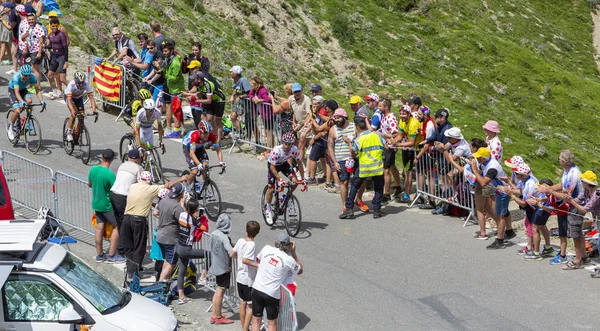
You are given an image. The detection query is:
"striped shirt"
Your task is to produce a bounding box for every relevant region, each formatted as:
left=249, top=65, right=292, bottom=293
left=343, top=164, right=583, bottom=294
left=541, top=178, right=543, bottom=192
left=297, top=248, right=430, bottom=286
left=334, top=123, right=355, bottom=161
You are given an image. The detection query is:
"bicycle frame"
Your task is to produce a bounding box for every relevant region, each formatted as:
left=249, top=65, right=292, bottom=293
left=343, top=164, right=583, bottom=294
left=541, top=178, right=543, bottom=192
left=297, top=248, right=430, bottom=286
left=73, top=112, right=98, bottom=139
left=275, top=181, right=307, bottom=215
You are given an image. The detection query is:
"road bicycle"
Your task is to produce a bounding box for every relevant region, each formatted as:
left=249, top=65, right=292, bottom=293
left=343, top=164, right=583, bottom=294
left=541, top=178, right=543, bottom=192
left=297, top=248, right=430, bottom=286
left=184, top=165, right=224, bottom=222
left=119, top=133, right=166, bottom=184
left=62, top=111, right=98, bottom=164
left=6, top=103, right=46, bottom=154
left=261, top=180, right=307, bottom=237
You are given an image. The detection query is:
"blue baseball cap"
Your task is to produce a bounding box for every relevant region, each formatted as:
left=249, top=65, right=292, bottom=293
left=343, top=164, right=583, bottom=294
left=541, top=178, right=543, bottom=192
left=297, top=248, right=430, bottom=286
left=291, top=83, right=302, bottom=92
left=2, top=2, right=14, bottom=9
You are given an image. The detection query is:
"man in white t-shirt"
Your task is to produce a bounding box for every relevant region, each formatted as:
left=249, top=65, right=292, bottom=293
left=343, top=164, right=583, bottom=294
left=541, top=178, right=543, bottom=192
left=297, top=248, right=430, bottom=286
left=230, top=221, right=261, bottom=331
left=251, top=233, right=303, bottom=331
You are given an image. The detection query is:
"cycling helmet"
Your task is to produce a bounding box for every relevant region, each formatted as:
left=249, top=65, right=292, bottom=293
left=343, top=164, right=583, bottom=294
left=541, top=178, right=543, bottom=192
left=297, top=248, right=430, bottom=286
left=139, top=89, right=152, bottom=100
left=131, top=100, right=142, bottom=116
left=140, top=171, right=153, bottom=182
left=282, top=132, right=296, bottom=143
left=197, top=120, right=212, bottom=133
left=143, top=99, right=155, bottom=110
left=20, top=64, right=32, bottom=76
left=74, top=71, right=86, bottom=84
left=157, top=188, right=170, bottom=199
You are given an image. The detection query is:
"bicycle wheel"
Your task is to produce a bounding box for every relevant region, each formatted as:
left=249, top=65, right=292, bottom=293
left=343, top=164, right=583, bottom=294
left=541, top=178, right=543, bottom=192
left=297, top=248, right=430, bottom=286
left=284, top=195, right=302, bottom=237
left=119, top=133, right=135, bottom=163
left=79, top=126, right=92, bottom=164
left=62, top=117, right=74, bottom=155
left=148, top=151, right=166, bottom=184
left=24, top=115, right=42, bottom=154
left=6, top=109, right=19, bottom=146
left=198, top=179, right=222, bottom=221
left=260, top=185, right=278, bottom=226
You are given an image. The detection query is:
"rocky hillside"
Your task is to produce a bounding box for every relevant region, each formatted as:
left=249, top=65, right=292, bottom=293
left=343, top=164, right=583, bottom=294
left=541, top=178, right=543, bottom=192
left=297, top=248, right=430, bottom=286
left=59, top=0, right=600, bottom=178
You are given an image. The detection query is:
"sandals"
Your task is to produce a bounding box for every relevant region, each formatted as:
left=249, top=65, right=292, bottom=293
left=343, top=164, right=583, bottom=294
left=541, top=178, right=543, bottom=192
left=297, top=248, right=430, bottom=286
left=562, top=260, right=583, bottom=270
left=178, top=297, right=192, bottom=305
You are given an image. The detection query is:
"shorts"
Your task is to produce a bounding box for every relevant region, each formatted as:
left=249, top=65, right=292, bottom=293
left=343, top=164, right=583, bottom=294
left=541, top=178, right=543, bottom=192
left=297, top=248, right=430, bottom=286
left=267, top=162, right=295, bottom=186
left=383, top=149, right=397, bottom=169
left=252, top=288, right=280, bottom=320
left=262, top=114, right=275, bottom=131
left=481, top=183, right=496, bottom=197
left=65, top=95, right=85, bottom=111
left=532, top=208, right=551, bottom=226
left=8, top=88, right=31, bottom=108
left=237, top=282, right=253, bottom=303
left=49, top=53, right=67, bottom=74
left=494, top=192, right=510, bottom=217
left=95, top=210, right=117, bottom=227
left=401, top=150, right=415, bottom=171
left=183, top=145, right=209, bottom=169
left=158, top=243, right=177, bottom=264
left=557, top=215, right=568, bottom=237
left=336, top=160, right=351, bottom=182
left=24, top=52, right=43, bottom=65
left=215, top=272, right=230, bottom=289
left=162, top=88, right=172, bottom=104
left=567, top=206, right=584, bottom=239
left=137, top=127, right=154, bottom=147
left=308, top=140, right=327, bottom=161
left=205, top=102, right=225, bottom=117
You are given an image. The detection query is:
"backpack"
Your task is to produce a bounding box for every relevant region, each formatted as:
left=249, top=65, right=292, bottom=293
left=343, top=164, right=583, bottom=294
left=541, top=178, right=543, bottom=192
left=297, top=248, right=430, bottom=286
left=38, top=207, right=62, bottom=240
left=169, top=261, right=198, bottom=296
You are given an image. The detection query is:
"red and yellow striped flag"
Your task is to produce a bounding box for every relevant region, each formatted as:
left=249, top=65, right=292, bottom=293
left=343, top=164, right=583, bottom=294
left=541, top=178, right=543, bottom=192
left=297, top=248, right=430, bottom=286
left=93, top=62, right=123, bottom=102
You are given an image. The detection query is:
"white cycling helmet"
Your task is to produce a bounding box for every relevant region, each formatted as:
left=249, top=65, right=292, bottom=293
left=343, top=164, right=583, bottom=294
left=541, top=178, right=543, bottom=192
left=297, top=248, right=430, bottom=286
left=142, top=98, right=155, bottom=110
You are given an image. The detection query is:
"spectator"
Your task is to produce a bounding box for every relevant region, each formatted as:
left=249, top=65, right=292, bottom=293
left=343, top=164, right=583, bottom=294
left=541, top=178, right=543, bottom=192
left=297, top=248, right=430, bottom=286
left=483, top=120, right=503, bottom=161
left=88, top=149, right=125, bottom=263
left=405, top=95, right=422, bottom=114
left=104, top=27, right=138, bottom=64
left=469, top=147, right=512, bottom=249
left=119, top=171, right=184, bottom=278
left=537, top=149, right=582, bottom=265
left=327, top=108, right=355, bottom=212
left=46, top=17, right=68, bottom=100
left=162, top=41, right=185, bottom=138
left=175, top=198, right=210, bottom=304
left=110, top=149, right=143, bottom=255
left=191, top=71, right=226, bottom=144
left=365, top=93, right=381, bottom=131
left=144, top=54, right=166, bottom=103
left=126, top=33, right=154, bottom=82
left=47, top=11, right=69, bottom=45
left=339, top=116, right=386, bottom=219
left=150, top=19, right=165, bottom=52
left=311, top=83, right=322, bottom=97
left=231, top=221, right=261, bottom=331
left=562, top=170, right=600, bottom=270
left=272, top=83, right=294, bottom=137
left=181, top=60, right=206, bottom=127
left=414, top=105, right=437, bottom=209
left=394, top=104, right=421, bottom=203
left=210, top=214, right=235, bottom=325
left=182, top=41, right=210, bottom=75
left=6, top=2, right=20, bottom=74
left=30, top=0, right=42, bottom=17
left=288, top=83, right=312, bottom=170
left=249, top=76, right=274, bottom=156
left=20, top=13, right=45, bottom=85
left=349, top=95, right=371, bottom=119
left=305, top=96, right=330, bottom=185
left=0, top=4, right=12, bottom=65
left=251, top=233, right=303, bottom=331
left=155, top=182, right=186, bottom=281
left=229, top=65, right=252, bottom=139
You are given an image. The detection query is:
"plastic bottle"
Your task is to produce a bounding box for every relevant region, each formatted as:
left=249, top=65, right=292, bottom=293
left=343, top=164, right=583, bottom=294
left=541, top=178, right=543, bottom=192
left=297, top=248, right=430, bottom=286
left=279, top=194, right=286, bottom=205
left=195, top=181, right=201, bottom=193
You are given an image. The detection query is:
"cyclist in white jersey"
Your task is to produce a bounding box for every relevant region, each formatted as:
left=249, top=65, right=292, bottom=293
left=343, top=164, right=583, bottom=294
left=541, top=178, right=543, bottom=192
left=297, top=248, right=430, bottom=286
left=65, top=71, right=97, bottom=141
left=134, top=98, right=163, bottom=151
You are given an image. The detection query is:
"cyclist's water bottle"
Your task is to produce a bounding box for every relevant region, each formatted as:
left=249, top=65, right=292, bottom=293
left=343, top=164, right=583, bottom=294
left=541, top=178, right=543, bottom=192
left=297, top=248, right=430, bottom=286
left=195, top=181, right=201, bottom=193
left=279, top=194, right=286, bottom=206
left=19, top=117, right=26, bottom=136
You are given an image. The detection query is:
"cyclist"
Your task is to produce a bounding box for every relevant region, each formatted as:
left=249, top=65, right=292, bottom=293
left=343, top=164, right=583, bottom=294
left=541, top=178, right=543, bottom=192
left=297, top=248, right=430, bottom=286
left=123, top=88, right=152, bottom=132
left=134, top=98, right=163, bottom=157
left=190, top=71, right=226, bottom=145
left=264, top=132, right=305, bottom=224
left=65, top=71, right=97, bottom=142
left=182, top=120, right=225, bottom=186
left=7, top=64, right=45, bottom=141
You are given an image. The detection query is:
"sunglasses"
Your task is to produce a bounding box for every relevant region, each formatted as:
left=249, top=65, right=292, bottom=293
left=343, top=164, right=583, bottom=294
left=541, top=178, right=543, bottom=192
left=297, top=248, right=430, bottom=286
left=112, top=34, right=120, bottom=37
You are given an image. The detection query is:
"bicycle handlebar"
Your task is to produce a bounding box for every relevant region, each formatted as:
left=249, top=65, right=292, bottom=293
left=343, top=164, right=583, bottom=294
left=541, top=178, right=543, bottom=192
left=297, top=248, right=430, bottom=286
left=197, top=165, right=226, bottom=175
left=75, top=112, right=99, bottom=123
left=23, top=103, right=46, bottom=113
left=277, top=181, right=308, bottom=193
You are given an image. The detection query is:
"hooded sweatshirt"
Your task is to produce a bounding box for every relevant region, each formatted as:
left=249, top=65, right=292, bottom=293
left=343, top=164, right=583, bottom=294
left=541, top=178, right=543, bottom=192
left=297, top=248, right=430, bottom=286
left=210, top=214, right=233, bottom=276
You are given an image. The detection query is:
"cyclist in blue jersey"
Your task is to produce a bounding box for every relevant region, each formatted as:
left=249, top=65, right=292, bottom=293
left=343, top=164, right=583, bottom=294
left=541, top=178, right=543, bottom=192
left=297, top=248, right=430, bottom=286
left=7, top=64, right=45, bottom=140
left=182, top=120, right=225, bottom=185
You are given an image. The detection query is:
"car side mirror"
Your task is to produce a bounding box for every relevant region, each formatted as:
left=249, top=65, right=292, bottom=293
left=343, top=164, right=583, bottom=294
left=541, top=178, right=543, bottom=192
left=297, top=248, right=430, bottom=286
left=58, top=306, right=85, bottom=324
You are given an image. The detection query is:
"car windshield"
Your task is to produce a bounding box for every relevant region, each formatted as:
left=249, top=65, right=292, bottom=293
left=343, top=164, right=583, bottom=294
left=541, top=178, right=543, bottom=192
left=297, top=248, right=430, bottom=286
left=55, top=252, right=123, bottom=313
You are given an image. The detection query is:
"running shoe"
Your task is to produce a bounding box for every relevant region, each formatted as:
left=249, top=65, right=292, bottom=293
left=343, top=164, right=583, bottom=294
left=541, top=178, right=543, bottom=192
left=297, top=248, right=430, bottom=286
left=504, top=230, right=517, bottom=240
left=214, top=316, right=234, bottom=325
left=381, top=194, right=391, bottom=204
left=106, top=254, right=127, bottom=264
left=355, top=201, right=369, bottom=212
left=373, top=209, right=385, bottom=219
left=431, top=207, right=444, bottom=215
left=524, top=252, right=543, bottom=261
left=339, top=209, right=355, bottom=219
left=95, top=253, right=107, bottom=263
left=265, top=205, right=274, bottom=225
left=474, top=233, right=489, bottom=240
left=486, top=239, right=506, bottom=250
left=306, top=178, right=318, bottom=186
left=164, top=131, right=181, bottom=139
left=541, top=246, right=556, bottom=257
left=516, top=246, right=530, bottom=255
left=549, top=253, right=569, bottom=265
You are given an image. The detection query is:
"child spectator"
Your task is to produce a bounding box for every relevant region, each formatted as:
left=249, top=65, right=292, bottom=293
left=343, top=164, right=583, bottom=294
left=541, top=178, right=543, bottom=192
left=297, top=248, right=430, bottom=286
left=231, top=221, right=261, bottom=331
left=209, top=213, right=234, bottom=324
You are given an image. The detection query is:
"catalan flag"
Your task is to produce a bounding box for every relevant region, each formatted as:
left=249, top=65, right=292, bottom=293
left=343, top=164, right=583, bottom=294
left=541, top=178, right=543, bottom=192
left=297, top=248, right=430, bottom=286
left=93, top=62, right=123, bottom=102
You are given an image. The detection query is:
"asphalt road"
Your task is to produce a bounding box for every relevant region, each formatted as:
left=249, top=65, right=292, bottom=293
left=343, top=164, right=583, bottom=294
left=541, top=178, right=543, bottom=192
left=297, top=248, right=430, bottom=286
left=2, top=66, right=600, bottom=331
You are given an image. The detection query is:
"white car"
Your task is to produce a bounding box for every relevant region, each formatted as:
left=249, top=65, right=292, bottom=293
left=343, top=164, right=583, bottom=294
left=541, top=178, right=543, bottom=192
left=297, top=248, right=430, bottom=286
left=0, top=219, right=179, bottom=331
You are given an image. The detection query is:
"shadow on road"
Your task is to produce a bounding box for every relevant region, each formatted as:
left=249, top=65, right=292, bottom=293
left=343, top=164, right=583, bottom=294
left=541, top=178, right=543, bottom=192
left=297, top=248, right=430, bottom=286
left=221, top=201, right=245, bottom=215
left=265, top=220, right=329, bottom=239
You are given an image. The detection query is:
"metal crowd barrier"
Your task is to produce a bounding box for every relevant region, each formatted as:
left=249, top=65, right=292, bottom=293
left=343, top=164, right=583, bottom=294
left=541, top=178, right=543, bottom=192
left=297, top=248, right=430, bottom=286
left=230, top=101, right=283, bottom=153
left=277, top=285, right=299, bottom=331
left=53, top=171, right=96, bottom=236
left=409, top=150, right=476, bottom=226
left=192, top=232, right=240, bottom=313
left=88, top=55, right=129, bottom=114
left=0, top=151, right=55, bottom=215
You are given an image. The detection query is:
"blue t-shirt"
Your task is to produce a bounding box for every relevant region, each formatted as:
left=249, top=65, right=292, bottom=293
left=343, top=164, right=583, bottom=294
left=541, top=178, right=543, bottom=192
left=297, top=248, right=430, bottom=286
left=9, top=72, right=38, bottom=91
left=371, top=109, right=382, bottom=130
left=232, top=76, right=251, bottom=96
left=141, top=50, right=154, bottom=78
